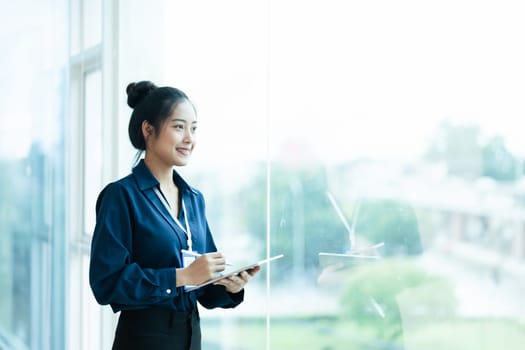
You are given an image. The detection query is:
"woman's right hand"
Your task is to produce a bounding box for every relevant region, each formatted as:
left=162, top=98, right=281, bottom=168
left=176, top=252, right=227, bottom=287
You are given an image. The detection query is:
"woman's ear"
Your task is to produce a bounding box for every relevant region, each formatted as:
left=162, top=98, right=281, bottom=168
left=141, top=120, right=154, bottom=143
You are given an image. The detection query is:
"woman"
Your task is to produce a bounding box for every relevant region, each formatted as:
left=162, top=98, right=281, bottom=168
left=89, top=81, right=260, bottom=349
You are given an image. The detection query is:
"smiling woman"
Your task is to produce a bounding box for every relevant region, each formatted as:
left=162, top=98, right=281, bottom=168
left=126, top=81, right=197, bottom=167
left=88, top=81, right=260, bottom=350
left=2, top=0, right=525, bottom=349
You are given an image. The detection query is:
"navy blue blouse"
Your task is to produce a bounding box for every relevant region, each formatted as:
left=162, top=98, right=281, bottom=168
left=89, top=160, right=243, bottom=312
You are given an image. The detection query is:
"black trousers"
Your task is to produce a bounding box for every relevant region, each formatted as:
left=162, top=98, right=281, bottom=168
left=112, top=307, right=201, bottom=350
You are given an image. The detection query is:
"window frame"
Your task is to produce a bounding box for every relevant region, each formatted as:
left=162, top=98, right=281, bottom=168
left=65, top=0, right=119, bottom=349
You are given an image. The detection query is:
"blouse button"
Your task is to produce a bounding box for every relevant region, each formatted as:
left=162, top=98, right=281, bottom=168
left=166, top=288, right=172, bottom=294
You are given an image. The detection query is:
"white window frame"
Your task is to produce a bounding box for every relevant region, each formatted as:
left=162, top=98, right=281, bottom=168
left=65, top=0, right=119, bottom=349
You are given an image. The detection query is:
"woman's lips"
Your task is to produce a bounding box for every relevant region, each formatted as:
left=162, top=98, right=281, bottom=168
left=176, top=147, right=191, bottom=156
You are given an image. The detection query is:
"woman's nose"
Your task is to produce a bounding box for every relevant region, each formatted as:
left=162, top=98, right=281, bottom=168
left=183, top=129, right=194, bottom=143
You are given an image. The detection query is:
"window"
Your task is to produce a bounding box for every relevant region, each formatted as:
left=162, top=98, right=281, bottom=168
left=0, top=1, right=68, bottom=349
left=163, top=1, right=525, bottom=349
left=67, top=0, right=117, bottom=349
left=4, top=1, right=522, bottom=349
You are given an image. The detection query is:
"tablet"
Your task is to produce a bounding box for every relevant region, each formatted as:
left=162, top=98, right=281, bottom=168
left=185, top=254, right=284, bottom=292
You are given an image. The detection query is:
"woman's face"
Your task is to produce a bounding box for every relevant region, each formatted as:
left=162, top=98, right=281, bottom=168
left=146, top=100, right=197, bottom=167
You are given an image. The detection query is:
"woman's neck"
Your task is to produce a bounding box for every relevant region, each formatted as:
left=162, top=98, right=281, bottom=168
left=144, top=156, right=175, bottom=189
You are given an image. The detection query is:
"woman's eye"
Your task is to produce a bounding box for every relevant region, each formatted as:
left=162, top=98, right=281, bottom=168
left=174, top=124, right=184, bottom=130
left=191, top=126, right=197, bottom=133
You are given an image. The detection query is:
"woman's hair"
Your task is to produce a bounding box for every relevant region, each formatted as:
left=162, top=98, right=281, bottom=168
left=126, top=81, right=194, bottom=160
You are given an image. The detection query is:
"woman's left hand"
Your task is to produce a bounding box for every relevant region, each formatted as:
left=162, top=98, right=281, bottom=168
left=214, top=266, right=261, bottom=294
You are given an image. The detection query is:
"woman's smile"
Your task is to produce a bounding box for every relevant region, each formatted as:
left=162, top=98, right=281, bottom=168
left=176, top=147, right=192, bottom=156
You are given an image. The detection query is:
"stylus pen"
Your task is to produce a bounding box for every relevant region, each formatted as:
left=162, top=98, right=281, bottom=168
left=181, top=249, right=232, bottom=266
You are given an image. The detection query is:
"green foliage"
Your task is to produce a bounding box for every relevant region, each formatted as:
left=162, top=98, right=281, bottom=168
left=354, top=199, right=422, bottom=256
left=481, top=136, right=518, bottom=181
left=424, top=121, right=482, bottom=178
left=405, top=318, right=525, bottom=350
left=238, top=164, right=428, bottom=281
left=238, top=162, right=349, bottom=276
left=424, top=121, right=521, bottom=182
left=340, top=259, right=456, bottom=343
left=202, top=316, right=525, bottom=350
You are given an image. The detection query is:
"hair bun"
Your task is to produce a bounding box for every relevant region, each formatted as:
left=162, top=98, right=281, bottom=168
left=126, top=81, right=158, bottom=109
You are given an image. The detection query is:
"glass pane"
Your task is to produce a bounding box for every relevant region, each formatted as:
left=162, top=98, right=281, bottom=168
left=70, top=0, right=81, bottom=55
left=83, top=69, right=103, bottom=235
left=162, top=1, right=525, bottom=349
left=164, top=1, right=269, bottom=348
left=83, top=0, right=102, bottom=49
left=266, top=1, right=525, bottom=349
left=0, top=0, right=67, bottom=349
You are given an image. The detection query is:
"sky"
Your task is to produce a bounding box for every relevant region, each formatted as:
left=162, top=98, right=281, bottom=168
left=1, top=0, right=524, bottom=165
left=165, top=0, right=525, bottom=167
